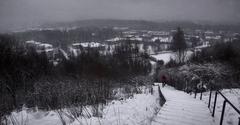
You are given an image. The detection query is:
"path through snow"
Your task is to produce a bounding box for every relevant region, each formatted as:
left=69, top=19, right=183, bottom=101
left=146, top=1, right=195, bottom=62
left=152, top=83, right=217, bottom=125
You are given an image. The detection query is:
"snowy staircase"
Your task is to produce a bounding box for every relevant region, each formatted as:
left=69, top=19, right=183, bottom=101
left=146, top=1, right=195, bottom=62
left=152, top=84, right=217, bottom=125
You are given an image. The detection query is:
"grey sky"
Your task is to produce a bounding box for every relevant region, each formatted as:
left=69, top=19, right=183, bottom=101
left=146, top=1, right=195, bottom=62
left=0, top=0, right=240, bottom=31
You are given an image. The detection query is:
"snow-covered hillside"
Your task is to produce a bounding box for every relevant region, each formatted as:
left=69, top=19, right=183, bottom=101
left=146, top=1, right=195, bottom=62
left=4, top=83, right=239, bottom=125
left=4, top=86, right=160, bottom=125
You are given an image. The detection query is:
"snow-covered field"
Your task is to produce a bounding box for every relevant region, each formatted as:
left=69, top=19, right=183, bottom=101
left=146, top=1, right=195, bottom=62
left=4, top=86, right=160, bottom=125
left=194, top=89, right=240, bottom=125
left=151, top=52, right=173, bottom=64
left=151, top=50, right=193, bottom=64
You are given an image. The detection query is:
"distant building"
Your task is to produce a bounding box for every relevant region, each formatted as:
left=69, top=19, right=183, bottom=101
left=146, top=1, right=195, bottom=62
left=106, top=37, right=126, bottom=42
left=69, top=43, right=83, bottom=57
left=25, top=40, right=41, bottom=48
left=69, top=42, right=106, bottom=56
left=25, top=40, right=54, bottom=60
left=151, top=36, right=172, bottom=43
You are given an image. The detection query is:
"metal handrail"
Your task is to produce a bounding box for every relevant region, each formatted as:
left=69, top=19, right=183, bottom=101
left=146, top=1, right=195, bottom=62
left=217, top=91, right=240, bottom=114
left=208, top=90, right=240, bottom=125
left=158, top=85, right=166, bottom=106
left=189, top=88, right=240, bottom=125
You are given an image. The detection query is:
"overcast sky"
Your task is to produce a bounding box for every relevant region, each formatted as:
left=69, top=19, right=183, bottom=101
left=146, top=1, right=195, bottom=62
left=0, top=0, right=240, bottom=31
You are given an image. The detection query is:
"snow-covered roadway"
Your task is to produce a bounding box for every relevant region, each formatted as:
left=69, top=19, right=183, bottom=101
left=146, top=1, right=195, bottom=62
left=152, top=83, right=216, bottom=125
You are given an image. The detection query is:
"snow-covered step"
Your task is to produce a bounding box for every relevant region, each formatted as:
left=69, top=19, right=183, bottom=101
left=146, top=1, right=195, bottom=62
left=160, top=108, right=211, bottom=118
left=152, top=83, right=217, bottom=125
left=157, top=110, right=211, bottom=121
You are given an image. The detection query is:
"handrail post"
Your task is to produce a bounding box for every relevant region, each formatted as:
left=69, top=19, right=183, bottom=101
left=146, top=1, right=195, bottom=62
left=238, top=117, right=240, bottom=125
left=220, top=100, right=227, bottom=125
left=194, top=88, right=197, bottom=98
left=200, top=89, right=203, bottom=100
left=212, top=91, right=218, bottom=117
left=200, top=83, right=203, bottom=100
left=208, top=90, right=212, bottom=108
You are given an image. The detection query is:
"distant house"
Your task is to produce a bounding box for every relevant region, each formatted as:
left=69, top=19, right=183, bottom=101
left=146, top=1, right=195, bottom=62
left=151, top=36, right=172, bottom=50
left=232, top=33, right=240, bottom=42
left=148, top=31, right=170, bottom=36
left=69, top=43, right=84, bottom=57
left=151, top=36, right=172, bottom=43
left=25, top=40, right=41, bottom=48
left=141, top=34, right=152, bottom=42
left=36, top=44, right=53, bottom=53
left=204, top=31, right=222, bottom=45
left=69, top=42, right=106, bottom=56
left=193, top=42, right=210, bottom=56
left=129, top=36, right=143, bottom=41
left=25, top=40, right=54, bottom=60
left=106, top=37, right=125, bottom=42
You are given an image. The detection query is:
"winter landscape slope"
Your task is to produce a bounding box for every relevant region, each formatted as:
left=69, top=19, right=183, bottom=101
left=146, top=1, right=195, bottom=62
left=4, top=84, right=240, bottom=125
left=5, top=86, right=160, bottom=125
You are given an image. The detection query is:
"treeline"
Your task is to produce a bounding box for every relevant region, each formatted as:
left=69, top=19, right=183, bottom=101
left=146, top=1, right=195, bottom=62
left=0, top=34, right=54, bottom=119
left=189, top=38, right=240, bottom=84
left=12, top=27, right=119, bottom=49
left=160, top=35, right=240, bottom=91
left=61, top=42, right=151, bottom=79
left=191, top=40, right=240, bottom=70
left=46, top=19, right=240, bottom=32
left=0, top=34, right=152, bottom=120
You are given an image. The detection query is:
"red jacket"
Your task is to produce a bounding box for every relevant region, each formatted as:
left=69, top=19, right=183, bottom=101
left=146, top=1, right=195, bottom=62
left=161, top=75, right=167, bottom=82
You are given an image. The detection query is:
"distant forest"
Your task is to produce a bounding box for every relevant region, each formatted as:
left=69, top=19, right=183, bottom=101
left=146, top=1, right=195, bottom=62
left=43, top=20, right=240, bottom=32
left=12, top=27, right=120, bottom=49
left=9, top=20, right=240, bottom=50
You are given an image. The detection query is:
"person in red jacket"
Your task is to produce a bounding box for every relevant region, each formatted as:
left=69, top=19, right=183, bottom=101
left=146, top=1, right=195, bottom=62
left=161, top=75, right=167, bottom=87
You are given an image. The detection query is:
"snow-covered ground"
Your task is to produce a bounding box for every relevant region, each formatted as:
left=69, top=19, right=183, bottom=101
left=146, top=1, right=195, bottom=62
left=4, top=86, right=160, bottom=125
left=151, top=52, right=173, bottom=64
left=154, top=83, right=240, bottom=125
left=4, top=82, right=239, bottom=125
left=151, top=50, right=193, bottom=64
left=194, top=89, right=240, bottom=125
left=153, top=83, right=216, bottom=125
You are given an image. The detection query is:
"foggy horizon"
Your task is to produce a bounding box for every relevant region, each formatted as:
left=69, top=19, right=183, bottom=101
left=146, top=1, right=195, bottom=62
left=1, top=0, right=240, bottom=32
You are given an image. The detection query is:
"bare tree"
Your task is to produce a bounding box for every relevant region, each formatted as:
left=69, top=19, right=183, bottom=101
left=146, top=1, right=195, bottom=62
left=172, top=27, right=187, bottom=63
